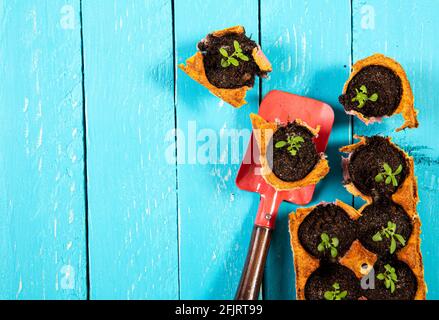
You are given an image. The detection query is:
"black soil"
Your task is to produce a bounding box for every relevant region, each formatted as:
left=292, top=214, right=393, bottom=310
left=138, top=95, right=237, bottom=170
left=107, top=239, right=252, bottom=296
left=267, top=122, right=319, bottom=182
left=364, top=259, right=417, bottom=300
left=339, top=65, right=402, bottom=118
left=357, top=199, right=413, bottom=256
left=198, top=32, right=266, bottom=89
left=305, top=263, right=362, bottom=300
left=298, top=204, right=357, bottom=260
left=347, top=136, right=408, bottom=197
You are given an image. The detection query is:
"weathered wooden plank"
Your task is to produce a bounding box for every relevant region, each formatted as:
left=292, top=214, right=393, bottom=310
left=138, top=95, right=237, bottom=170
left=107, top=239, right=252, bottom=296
left=0, top=0, right=86, bottom=299
left=352, top=0, right=439, bottom=299
left=82, top=0, right=178, bottom=299
left=261, top=0, right=352, bottom=299
left=175, top=0, right=260, bottom=299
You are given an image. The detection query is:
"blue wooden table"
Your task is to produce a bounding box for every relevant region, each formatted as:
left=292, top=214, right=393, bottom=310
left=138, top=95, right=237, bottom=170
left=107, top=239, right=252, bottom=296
left=0, top=0, right=438, bottom=300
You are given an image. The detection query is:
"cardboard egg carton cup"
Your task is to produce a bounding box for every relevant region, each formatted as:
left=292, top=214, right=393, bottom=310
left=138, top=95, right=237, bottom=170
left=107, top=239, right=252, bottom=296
left=288, top=136, right=426, bottom=300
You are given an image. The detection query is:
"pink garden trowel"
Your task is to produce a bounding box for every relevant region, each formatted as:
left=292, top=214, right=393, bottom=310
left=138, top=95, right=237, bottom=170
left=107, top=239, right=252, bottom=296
left=235, top=90, right=334, bottom=299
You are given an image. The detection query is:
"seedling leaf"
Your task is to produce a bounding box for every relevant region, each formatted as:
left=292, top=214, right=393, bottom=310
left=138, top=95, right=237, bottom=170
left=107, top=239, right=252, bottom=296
left=219, top=41, right=248, bottom=68
left=324, top=282, right=348, bottom=300
left=352, top=85, right=379, bottom=108
left=372, top=220, right=406, bottom=254
left=376, top=162, right=403, bottom=187
left=238, top=53, right=249, bottom=61
left=394, top=234, right=406, bottom=246
left=369, top=93, right=379, bottom=102
left=219, top=48, right=229, bottom=57
left=390, top=281, right=396, bottom=293
left=384, top=163, right=392, bottom=174
left=221, top=59, right=230, bottom=68
left=318, top=233, right=339, bottom=258
left=372, top=232, right=382, bottom=241
left=378, top=264, right=398, bottom=293
left=275, top=141, right=287, bottom=148
left=233, top=40, right=241, bottom=52
left=385, top=278, right=391, bottom=289
left=391, top=176, right=398, bottom=187
left=324, top=292, right=334, bottom=300
left=229, top=57, right=239, bottom=66
left=275, top=134, right=304, bottom=157
left=390, top=237, right=397, bottom=254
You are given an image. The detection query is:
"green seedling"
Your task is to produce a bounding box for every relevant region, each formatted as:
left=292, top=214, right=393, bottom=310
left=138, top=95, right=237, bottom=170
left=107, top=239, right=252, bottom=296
left=372, top=221, right=406, bottom=254
left=275, top=135, right=305, bottom=157
left=219, top=40, right=249, bottom=67
left=351, top=85, right=378, bottom=108
left=377, top=264, right=398, bottom=293
left=324, top=282, right=348, bottom=300
left=317, top=233, right=339, bottom=258
left=375, top=163, right=403, bottom=187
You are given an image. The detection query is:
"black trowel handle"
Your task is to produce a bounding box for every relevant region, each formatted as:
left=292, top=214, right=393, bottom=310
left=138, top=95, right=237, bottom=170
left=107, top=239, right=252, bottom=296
left=235, top=226, right=273, bottom=300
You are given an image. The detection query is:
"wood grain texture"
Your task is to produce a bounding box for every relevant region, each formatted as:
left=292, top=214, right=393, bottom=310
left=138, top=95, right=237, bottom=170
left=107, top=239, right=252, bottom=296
left=352, top=0, right=439, bottom=299
left=82, top=0, right=178, bottom=299
left=175, top=0, right=260, bottom=299
left=0, top=0, right=87, bottom=299
left=1, top=0, right=438, bottom=301
left=261, top=0, right=352, bottom=300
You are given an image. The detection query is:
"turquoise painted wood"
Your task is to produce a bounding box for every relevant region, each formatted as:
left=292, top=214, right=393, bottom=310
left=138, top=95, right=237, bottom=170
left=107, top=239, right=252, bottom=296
left=175, top=0, right=260, bottom=299
left=352, top=0, right=439, bottom=299
left=0, top=0, right=87, bottom=299
left=1, top=0, right=439, bottom=300
left=82, top=0, right=178, bottom=299
left=261, top=0, right=353, bottom=300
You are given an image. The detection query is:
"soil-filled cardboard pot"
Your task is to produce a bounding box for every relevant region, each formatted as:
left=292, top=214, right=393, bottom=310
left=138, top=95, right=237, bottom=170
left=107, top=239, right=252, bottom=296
left=339, top=65, right=402, bottom=118
left=348, top=136, right=408, bottom=197
left=338, top=54, right=419, bottom=131
left=267, top=122, right=319, bottom=182
left=298, top=203, right=357, bottom=261
left=357, top=199, right=413, bottom=256
left=198, top=33, right=264, bottom=89
left=305, top=263, right=362, bottom=300
left=364, top=258, right=417, bottom=300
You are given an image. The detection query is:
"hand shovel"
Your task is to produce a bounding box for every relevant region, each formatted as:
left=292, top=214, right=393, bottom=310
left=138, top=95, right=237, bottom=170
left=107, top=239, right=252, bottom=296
left=235, top=90, right=334, bottom=299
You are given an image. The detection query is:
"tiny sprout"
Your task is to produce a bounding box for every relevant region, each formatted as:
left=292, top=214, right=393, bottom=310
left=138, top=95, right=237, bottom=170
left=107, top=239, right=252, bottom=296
left=351, top=85, right=379, bottom=108
left=324, top=282, right=348, bottom=300
left=377, top=264, right=398, bottom=293
left=219, top=40, right=249, bottom=68
left=372, top=221, right=406, bottom=254
left=375, top=163, right=403, bottom=187
left=317, top=233, right=339, bottom=258
left=275, top=135, right=305, bottom=157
